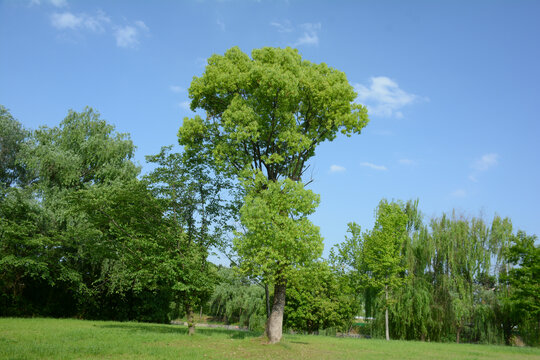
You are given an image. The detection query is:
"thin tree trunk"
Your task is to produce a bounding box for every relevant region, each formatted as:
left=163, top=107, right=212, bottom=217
left=187, top=304, right=195, bottom=335
left=456, top=326, right=461, bottom=344
left=385, top=285, right=390, bottom=341
left=266, top=280, right=287, bottom=344
left=265, top=283, right=271, bottom=319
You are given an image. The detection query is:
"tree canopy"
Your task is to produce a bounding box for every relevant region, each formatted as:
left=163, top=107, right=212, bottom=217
left=178, top=46, right=368, bottom=181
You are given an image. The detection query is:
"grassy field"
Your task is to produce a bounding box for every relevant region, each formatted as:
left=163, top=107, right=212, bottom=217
left=1, top=318, right=539, bottom=360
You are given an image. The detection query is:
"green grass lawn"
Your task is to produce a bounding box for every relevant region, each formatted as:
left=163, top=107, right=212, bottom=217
left=1, top=318, right=539, bottom=360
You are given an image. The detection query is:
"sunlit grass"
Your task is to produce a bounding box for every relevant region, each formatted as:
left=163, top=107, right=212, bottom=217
left=1, top=318, right=538, bottom=359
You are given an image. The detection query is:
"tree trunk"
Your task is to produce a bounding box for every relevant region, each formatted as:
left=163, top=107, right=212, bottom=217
left=265, top=283, right=271, bottom=319
left=266, top=280, right=287, bottom=344
left=456, top=327, right=461, bottom=344
left=385, top=285, right=390, bottom=341
left=187, top=305, right=195, bottom=335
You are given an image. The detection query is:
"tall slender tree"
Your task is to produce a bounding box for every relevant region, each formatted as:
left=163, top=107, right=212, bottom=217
left=362, top=200, right=408, bottom=340
left=145, top=146, right=232, bottom=334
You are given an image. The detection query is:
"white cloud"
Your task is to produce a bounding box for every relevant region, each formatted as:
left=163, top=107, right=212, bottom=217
left=83, top=11, right=110, bottom=32
left=398, top=158, right=415, bottom=165
left=270, top=20, right=293, bottom=33
left=360, top=162, right=387, bottom=171
left=114, top=21, right=148, bottom=48
left=51, top=12, right=82, bottom=29
left=50, top=11, right=110, bottom=33
left=49, top=9, right=147, bottom=49
left=354, top=76, right=424, bottom=118
left=50, top=0, right=67, bottom=7
left=330, top=164, right=346, bottom=173
left=469, top=153, right=498, bottom=182
left=134, top=20, right=149, bottom=32
left=216, top=19, right=226, bottom=31
left=451, top=189, right=467, bottom=198
left=170, top=85, right=185, bottom=93
left=271, top=20, right=322, bottom=47
left=115, top=26, right=138, bottom=47
left=293, top=22, right=321, bottom=47
left=179, top=101, right=192, bottom=111
left=30, top=0, right=67, bottom=6
left=472, top=153, right=498, bottom=171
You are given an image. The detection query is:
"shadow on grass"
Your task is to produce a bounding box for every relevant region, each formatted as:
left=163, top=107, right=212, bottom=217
left=96, top=323, right=261, bottom=339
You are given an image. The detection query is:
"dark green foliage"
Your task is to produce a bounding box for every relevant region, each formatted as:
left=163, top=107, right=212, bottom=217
left=503, top=231, right=540, bottom=345
left=0, top=107, right=177, bottom=323
left=284, top=261, right=359, bottom=334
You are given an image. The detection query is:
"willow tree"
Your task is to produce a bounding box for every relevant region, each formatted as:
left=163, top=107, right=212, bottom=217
left=178, top=46, right=368, bottom=343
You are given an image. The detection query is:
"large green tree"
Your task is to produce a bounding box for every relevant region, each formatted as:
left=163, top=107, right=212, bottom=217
left=178, top=46, right=368, bottom=343
left=8, top=107, right=175, bottom=321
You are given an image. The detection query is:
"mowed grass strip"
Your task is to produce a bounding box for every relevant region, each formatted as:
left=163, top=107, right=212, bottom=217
left=1, top=318, right=539, bottom=360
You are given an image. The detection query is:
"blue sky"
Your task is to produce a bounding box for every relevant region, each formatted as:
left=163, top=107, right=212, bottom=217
left=1, top=0, right=539, bottom=258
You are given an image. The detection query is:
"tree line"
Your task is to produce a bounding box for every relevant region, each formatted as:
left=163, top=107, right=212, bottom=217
left=1, top=46, right=538, bottom=346
left=0, top=105, right=230, bottom=328
left=331, top=200, right=538, bottom=345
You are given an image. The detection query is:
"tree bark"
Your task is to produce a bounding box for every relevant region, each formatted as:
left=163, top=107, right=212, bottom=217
left=266, top=280, right=287, bottom=344
left=456, top=327, right=461, bottom=344
left=385, top=285, right=390, bottom=341
left=187, top=304, right=195, bottom=335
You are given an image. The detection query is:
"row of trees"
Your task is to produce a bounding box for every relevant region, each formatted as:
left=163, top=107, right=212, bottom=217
left=1, top=46, right=538, bottom=345
left=331, top=200, right=539, bottom=345
left=1, top=103, right=537, bottom=345
left=203, top=201, right=538, bottom=346
left=0, top=105, right=231, bottom=332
